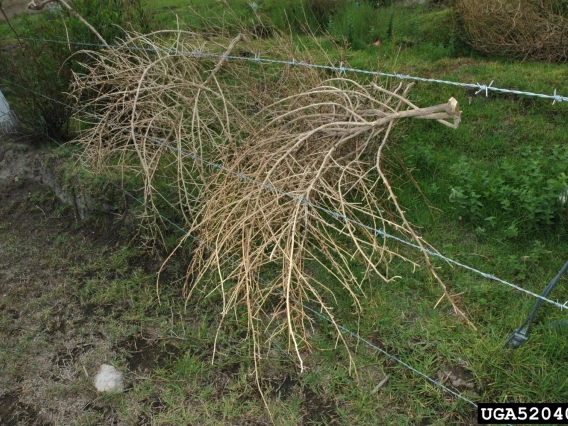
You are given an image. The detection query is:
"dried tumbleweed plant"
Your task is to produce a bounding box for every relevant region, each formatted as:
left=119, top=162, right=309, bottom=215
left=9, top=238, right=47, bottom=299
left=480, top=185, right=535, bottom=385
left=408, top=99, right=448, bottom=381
left=70, top=28, right=322, bottom=236
left=178, top=79, right=469, bottom=372
left=70, top=29, right=470, bottom=374
left=456, top=0, right=568, bottom=63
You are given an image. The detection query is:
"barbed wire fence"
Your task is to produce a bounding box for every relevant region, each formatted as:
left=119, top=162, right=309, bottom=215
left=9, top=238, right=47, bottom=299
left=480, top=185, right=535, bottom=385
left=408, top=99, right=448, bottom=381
left=2, top=37, right=567, bottom=311
left=0, top=35, right=567, bottom=104
left=1, top=32, right=567, bottom=419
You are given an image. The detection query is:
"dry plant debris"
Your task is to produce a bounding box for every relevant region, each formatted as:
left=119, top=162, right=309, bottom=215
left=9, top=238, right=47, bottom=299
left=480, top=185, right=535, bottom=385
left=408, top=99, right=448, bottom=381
left=70, top=29, right=468, bottom=371
left=456, top=0, right=568, bottom=63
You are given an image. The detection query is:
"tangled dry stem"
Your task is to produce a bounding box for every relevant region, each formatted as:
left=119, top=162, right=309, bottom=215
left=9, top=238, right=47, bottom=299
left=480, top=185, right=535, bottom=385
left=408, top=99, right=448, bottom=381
left=70, top=28, right=470, bottom=372
left=456, top=0, right=568, bottom=63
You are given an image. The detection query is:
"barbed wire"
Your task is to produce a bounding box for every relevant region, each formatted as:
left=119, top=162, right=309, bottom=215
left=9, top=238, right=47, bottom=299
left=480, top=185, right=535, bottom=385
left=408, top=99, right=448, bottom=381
left=1, top=35, right=567, bottom=104
left=1, top=76, right=567, bottom=312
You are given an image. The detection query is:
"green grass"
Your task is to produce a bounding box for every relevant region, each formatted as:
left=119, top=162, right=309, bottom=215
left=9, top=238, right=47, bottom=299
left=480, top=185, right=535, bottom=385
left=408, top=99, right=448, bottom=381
left=148, top=0, right=256, bottom=32
left=1, top=1, right=568, bottom=424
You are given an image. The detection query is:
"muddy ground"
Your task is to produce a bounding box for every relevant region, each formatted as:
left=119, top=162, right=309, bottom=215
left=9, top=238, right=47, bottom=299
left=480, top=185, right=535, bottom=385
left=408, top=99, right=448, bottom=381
left=0, top=0, right=44, bottom=20
left=0, top=136, right=170, bottom=425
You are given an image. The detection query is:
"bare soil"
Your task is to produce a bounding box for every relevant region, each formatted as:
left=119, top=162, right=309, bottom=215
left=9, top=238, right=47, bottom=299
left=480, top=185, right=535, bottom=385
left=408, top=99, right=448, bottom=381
left=0, top=136, right=167, bottom=425
left=0, top=0, right=43, bottom=20
left=0, top=136, right=327, bottom=425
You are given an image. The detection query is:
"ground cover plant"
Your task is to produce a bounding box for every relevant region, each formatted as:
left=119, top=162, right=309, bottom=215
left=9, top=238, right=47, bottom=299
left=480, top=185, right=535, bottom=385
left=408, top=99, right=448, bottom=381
left=1, top=0, right=567, bottom=424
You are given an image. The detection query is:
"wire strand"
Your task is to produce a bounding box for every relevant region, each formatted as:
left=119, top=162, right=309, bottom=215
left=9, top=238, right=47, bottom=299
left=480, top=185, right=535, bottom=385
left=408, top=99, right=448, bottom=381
left=1, top=35, right=566, bottom=103
left=1, top=76, right=566, bottom=311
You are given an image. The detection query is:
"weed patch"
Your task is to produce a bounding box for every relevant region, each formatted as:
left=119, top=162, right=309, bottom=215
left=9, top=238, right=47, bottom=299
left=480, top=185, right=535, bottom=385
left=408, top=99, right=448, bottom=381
left=448, top=145, right=568, bottom=236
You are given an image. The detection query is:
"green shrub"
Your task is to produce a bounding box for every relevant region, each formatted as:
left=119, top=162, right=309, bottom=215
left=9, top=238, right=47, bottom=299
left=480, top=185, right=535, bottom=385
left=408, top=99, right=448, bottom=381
left=261, top=0, right=349, bottom=35
left=449, top=146, right=568, bottom=236
left=325, top=2, right=463, bottom=52
left=327, top=2, right=382, bottom=49
left=0, top=0, right=155, bottom=138
left=306, top=0, right=346, bottom=29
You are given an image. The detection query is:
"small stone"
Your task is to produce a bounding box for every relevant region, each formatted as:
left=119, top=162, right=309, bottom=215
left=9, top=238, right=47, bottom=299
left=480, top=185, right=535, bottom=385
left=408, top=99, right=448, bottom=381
left=0, top=90, right=18, bottom=133
left=94, top=364, right=124, bottom=393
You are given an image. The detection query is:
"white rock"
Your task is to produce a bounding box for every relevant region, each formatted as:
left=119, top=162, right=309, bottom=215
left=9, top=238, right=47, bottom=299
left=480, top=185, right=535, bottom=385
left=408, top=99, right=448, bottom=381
left=559, top=186, right=568, bottom=205
left=0, top=90, right=18, bottom=133
left=94, top=364, right=124, bottom=393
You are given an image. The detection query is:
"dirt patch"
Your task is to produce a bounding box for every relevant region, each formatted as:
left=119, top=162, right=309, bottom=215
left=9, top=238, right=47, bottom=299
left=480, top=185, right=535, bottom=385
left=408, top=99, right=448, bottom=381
left=52, top=343, right=96, bottom=368
left=0, top=136, right=133, bottom=423
left=262, top=375, right=297, bottom=400
left=115, top=336, right=180, bottom=372
left=302, top=387, right=340, bottom=425
left=0, top=0, right=45, bottom=20
left=136, top=395, right=167, bottom=426
left=0, top=391, right=45, bottom=426
left=0, top=134, right=211, bottom=423
left=437, top=364, right=477, bottom=393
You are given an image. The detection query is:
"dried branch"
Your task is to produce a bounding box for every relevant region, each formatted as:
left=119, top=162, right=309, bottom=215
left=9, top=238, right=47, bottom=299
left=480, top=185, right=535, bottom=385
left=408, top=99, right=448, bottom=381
left=70, top=29, right=471, bottom=372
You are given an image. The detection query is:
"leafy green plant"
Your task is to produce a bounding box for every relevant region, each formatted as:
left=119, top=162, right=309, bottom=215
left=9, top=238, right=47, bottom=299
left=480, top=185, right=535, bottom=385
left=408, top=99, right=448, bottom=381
left=449, top=146, right=568, bottom=235
left=327, top=2, right=382, bottom=49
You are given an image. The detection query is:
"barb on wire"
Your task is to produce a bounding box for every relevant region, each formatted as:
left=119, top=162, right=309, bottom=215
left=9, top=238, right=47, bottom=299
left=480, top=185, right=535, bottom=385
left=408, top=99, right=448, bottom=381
left=553, top=89, right=563, bottom=105
left=1, top=35, right=567, bottom=103
left=1, top=74, right=565, bottom=312
left=475, top=80, right=493, bottom=97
